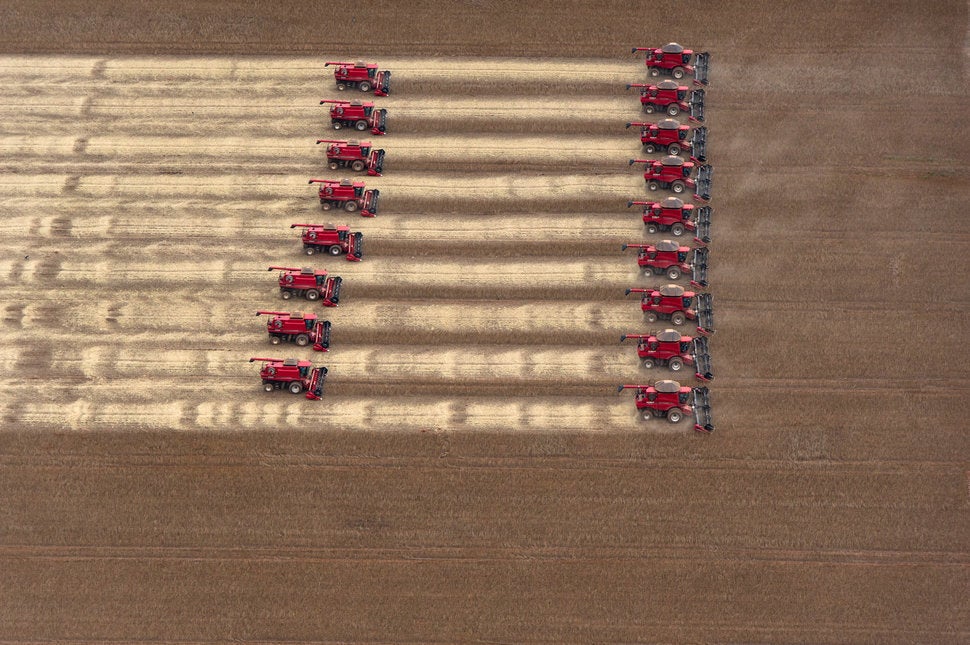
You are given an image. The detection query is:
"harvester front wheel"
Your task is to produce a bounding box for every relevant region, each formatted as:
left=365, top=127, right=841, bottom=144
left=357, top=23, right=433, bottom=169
left=328, top=245, right=342, bottom=256
left=642, top=410, right=654, bottom=420
left=645, top=312, right=658, bottom=323
left=670, top=223, right=685, bottom=236
left=667, top=143, right=681, bottom=156
left=321, top=201, right=332, bottom=211
left=288, top=381, right=303, bottom=394
left=295, top=334, right=310, bottom=347
left=328, top=161, right=340, bottom=171
left=667, top=408, right=684, bottom=423
left=671, top=311, right=686, bottom=325
left=672, top=67, right=685, bottom=79
left=344, top=201, right=358, bottom=212
left=671, top=180, right=686, bottom=194
left=355, top=120, right=368, bottom=131
left=646, top=224, right=660, bottom=234
left=304, top=247, right=316, bottom=256
left=666, top=104, right=681, bottom=116
left=351, top=160, right=365, bottom=172
left=336, top=83, right=347, bottom=91
left=305, top=290, right=320, bottom=301
left=649, top=68, right=660, bottom=77
left=648, top=181, right=660, bottom=191
left=644, top=103, right=657, bottom=114
left=642, top=358, right=655, bottom=369
left=281, top=290, right=293, bottom=300
left=270, top=336, right=281, bottom=345
left=668, top=357, right=684, bottom=371
left=359, top=81, right=372, bottom=92
left=666, top=266, right=682, bottom=280
left=263, top=382, right=274, bottom=392
left=332, top=122, right=342, bottom=130
left=644, top=143, right=657, bottom=154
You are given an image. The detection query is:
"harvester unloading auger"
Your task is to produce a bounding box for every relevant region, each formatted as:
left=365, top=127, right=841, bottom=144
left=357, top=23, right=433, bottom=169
left=616, top=381, right=715, bottom=432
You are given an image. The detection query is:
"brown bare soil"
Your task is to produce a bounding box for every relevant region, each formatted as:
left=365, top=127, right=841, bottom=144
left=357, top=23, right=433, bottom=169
left=0, top=1, right=968, bottom=642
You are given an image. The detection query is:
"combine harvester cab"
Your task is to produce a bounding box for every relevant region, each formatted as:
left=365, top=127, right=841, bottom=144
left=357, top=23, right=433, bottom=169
left=691, top=336, right=714, bottom=382
left=324, top=61, right=391, bottom=96
left=268, top=266, right=342, bottom=305
left=307, top=178, right=380, bottom=216
left=256, top=311, right=332, bottom=352
left=316, top=139, right=385, bottom=176
left=617, top=380, right=715, bottom=432
left=689, top=89, right=705, bottom=123
left=694, top=165, right=713, bottom=202
left=250, top=357, right=328, bottom=399
left=320, top=99, right=387, bottom=135
left=632, top=43, right=710, bottom=85
left=290, top=223, right=364, bottom=261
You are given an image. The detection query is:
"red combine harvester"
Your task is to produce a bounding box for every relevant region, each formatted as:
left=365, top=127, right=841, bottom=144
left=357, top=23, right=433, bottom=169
left=316, top=139, right=385, bottom=176
left=621, top=241, right=709, bottom=286
left=268, top=266, right=342, bottom=304
left=320, top=99, right=387, bottom=134
left=256, top=311, right=331, bottom=352
left=629, top=156, right=712, bottom=201
left=627, top=81, right=706, bottom=122
left=625, top=284, right=715, bottom=334
left=289, top=223, right=363, bottom=260
left=628, top=198, right=712, bottom=243
left=307, top=178, right=379, bottom=216
left=324, top=61, right=391, bottom=96
left=620, top=330, right=714, bottom=380
left=626, top=119, right=707, bottom=161
left=617, top=380, right=715, bottom=432
left=249, top=357, right=327, bottom=400
left=632, top=43, right=710, bottom=85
